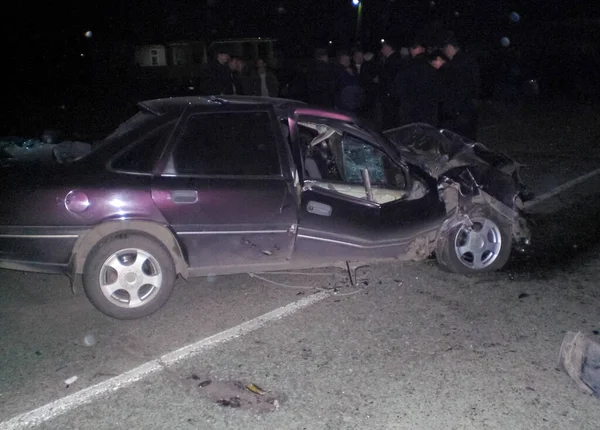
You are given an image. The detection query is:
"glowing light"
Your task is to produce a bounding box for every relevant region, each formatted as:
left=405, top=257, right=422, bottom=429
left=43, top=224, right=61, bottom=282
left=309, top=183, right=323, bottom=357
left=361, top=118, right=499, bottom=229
left=109, top=198, right=126, bottom=208
left=509, top=11, right=520, bottom=22
left=352, top=0, right=360, bottom=6
left=380, top=38, right=385, bottom=43
left=501, top=37, right=511, bottom=47
left=84, top=30, right=93, bottom=38
left=329, top=40, right=333, bottom=44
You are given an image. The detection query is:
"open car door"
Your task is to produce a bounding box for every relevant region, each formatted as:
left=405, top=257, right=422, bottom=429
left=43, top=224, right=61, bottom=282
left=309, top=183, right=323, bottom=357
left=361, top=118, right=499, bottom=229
left=292, top=117, right=447, bottom=263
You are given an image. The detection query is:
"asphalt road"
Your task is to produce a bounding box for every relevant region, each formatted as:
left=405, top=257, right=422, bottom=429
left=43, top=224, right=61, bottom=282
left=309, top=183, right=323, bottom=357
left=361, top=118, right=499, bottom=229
left=2, top=141, right=600, bottom=429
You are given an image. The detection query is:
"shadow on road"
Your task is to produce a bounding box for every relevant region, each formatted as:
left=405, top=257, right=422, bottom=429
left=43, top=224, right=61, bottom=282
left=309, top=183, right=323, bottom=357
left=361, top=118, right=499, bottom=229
left=508, top=193, right=600, bottom=274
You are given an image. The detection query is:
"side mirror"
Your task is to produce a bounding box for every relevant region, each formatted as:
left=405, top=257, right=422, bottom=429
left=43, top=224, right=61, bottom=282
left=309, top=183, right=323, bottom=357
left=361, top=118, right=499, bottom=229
left=361, top=168, right=376, bottom=202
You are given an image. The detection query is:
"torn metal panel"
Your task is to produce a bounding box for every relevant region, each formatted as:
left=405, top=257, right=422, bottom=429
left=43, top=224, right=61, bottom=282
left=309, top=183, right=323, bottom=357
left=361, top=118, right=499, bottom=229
left=436, top=173, right=531, bottom=251
left=385, top=123, right=532, bottom=204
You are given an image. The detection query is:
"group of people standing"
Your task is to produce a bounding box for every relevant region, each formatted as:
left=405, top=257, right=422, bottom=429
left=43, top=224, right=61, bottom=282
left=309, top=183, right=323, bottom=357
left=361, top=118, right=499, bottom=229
left=200, top=48, right=280, bottom=98
left=304, top=32, right=481, bottom=139
left=198, top=31, right=481, bottom=140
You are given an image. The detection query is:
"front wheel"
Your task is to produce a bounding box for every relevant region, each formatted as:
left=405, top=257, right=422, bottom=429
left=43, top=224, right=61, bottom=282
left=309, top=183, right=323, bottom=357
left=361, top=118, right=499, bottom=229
left=436, top=207, right=512, bottom=274
left=82, top=233, right=176, bottom=319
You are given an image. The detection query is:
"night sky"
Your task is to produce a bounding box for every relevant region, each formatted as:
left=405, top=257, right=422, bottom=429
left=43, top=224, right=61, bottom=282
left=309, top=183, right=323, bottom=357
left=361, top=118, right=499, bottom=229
left=2, top=0, right=598, bottom=89
left=6, top=0, right=598, bottom=52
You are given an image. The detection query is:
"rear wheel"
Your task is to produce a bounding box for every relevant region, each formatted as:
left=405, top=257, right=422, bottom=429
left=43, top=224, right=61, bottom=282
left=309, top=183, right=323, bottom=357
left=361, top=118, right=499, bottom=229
left=436, top=207, right=512, bottom=274
left=82, top=233, right=176, bottom=319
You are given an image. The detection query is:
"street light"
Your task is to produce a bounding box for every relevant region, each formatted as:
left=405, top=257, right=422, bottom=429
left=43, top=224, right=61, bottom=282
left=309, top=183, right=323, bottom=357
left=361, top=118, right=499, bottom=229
left=352, top=0, right=363, bottom=46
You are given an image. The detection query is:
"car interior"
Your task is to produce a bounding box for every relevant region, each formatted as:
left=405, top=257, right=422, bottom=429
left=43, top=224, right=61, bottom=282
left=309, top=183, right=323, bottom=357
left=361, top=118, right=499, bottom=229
left=297, top=121, right=414, bottom=204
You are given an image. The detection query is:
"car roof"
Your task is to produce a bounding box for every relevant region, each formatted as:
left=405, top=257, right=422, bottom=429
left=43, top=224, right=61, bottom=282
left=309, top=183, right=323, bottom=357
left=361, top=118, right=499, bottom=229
left=138, top=95, right=305, bottom=117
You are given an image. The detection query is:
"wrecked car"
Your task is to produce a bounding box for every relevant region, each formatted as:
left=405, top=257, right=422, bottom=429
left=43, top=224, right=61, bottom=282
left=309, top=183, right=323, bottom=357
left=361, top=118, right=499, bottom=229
left=0, top=130, right=92, bottom=165
left=0, top=96, right=530, bottom=319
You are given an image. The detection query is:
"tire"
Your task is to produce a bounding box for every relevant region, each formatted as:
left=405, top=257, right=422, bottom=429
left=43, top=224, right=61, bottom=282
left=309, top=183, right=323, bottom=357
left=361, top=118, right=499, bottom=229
left=82, top=232, right=176, bottom=319
left=436, top=206, right=512, bottom=274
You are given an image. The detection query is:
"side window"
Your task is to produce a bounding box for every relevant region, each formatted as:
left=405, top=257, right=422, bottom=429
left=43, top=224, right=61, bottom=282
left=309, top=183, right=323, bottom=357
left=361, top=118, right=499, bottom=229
left=171, top=111, right=281, bottom=176
left=111, top=122, right=174, bottom=174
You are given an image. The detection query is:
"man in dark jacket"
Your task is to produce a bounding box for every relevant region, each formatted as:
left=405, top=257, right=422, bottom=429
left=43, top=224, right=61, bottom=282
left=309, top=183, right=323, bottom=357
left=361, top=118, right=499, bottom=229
left=201, top=48, right=235, bottom=96
left=352, top=49, right=379, bottom=116
left=441, top=34, right=481, bottom=139
left=247, top=58, right=279, bottom=97
left=393, top=40, right=441, bottom=126
left=229, top=56, right=249, bottom=95
left=379, top=39, right=407, bottom=130
left=306, top=48, right=337, bottom=107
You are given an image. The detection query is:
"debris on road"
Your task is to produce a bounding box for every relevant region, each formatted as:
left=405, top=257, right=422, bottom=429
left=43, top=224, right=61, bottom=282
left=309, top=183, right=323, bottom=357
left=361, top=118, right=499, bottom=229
left=559, top=331, right=600, bottom=398
left=188, top=374, right=213, bottom=387
left=188, top=379, right=287, bottom=413
left=83, top=333, right=96, bottom=347
left=246, top=383, right=267, bottom=395
left=217, top=397, right=242, bottom=408
left=518, top=293, right=530, bottom=299
left=64, top=376, right=78, bottom=387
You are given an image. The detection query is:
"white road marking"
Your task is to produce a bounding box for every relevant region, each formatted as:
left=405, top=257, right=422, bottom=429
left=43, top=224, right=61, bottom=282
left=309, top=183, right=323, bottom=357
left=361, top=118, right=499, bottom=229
left=0, top=291, right=330, bottom=430
left=524, top=166, right=600, bottom=210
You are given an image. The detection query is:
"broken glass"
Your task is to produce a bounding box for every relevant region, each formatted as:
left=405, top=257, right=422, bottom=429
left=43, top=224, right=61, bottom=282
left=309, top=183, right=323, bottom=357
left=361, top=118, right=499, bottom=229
left=340, top=134, right=386, bottom=184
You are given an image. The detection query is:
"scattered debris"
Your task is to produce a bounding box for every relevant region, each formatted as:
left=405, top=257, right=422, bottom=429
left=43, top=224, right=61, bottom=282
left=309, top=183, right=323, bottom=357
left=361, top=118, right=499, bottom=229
left=217, top=397, right=241, bottom=408
left=246, top=383, right=267, bottom=395
left=189, top=379, right=286, bottom=413
left=35, top=350, right=42, bottom=356
left=242, top=239, right=257, bottom=248
left=559, top=331, right=600, bottom=398
left=198, top=380, right=212, bottom=388
left=518, top=293, right=530, bottom=299
left=594, top=330, right=599, bottom=336
left=262, top=250, right=273, bottom=256
left=64, top=376, right=78, bottom=387
left=83, top=333, right=96, bottom=347
left=296, top=292, right=305, bottom=296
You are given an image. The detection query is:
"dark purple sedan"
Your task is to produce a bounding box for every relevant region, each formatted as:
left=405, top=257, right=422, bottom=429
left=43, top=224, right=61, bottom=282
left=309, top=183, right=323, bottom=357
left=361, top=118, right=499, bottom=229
left=0, top=96, right=530, bottom=319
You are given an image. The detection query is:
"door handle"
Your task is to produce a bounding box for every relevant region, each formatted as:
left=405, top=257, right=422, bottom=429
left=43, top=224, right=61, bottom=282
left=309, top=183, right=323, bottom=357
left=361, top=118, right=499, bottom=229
left=171, top=190, right=198, bottom=204
left=307, top=201, right=332, bottom=216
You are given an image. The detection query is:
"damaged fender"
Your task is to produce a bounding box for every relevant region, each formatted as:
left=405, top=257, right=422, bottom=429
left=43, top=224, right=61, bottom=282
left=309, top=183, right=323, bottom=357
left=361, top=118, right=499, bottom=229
left=434, top=170, right=531, bottom=267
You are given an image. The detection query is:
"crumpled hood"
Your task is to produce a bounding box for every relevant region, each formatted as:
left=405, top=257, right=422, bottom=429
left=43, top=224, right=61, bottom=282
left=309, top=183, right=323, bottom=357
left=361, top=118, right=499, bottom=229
left=384, top=123, right=523, bottom=179
left=384, top=123, right=532, bottom=210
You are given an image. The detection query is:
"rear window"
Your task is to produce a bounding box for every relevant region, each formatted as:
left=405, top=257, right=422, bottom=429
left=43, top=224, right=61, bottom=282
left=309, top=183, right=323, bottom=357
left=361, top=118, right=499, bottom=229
left=110, top=122, right=175, bottom=174
left=170, top=111, right=281, bottom=176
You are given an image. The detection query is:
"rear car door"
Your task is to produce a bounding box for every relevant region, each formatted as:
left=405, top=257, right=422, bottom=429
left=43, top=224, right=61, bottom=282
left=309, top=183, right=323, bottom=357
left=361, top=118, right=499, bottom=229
left=151, top=107, right=298, bottom=272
